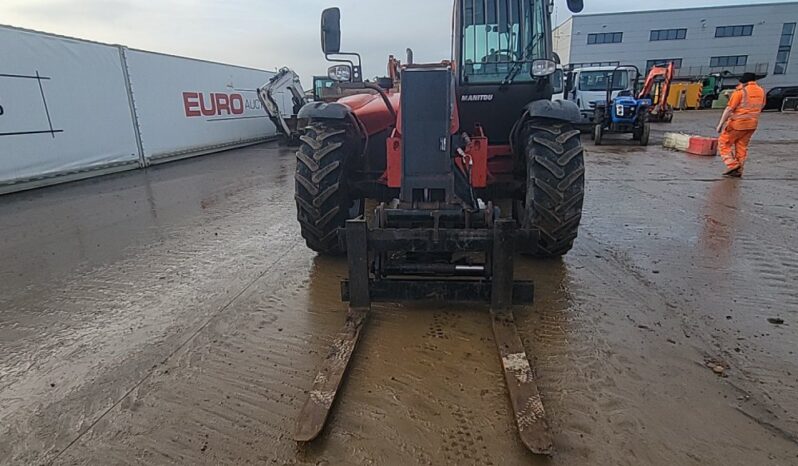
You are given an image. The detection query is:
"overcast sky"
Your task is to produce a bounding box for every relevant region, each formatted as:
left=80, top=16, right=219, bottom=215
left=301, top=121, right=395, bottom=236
left=1, top=0, right=793, bottom=87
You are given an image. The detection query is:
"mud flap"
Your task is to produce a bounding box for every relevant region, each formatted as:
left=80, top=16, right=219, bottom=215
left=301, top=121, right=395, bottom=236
left=491, top=309, right=553, bottom=455
left=294, top=305, right=368, bottom=442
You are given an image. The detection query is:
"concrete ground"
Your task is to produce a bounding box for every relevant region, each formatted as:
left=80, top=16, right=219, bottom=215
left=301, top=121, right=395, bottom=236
left=1, top=110, right=797, bottom=465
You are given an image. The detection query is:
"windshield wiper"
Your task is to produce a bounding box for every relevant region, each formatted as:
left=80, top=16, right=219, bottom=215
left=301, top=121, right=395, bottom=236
left=501, top=31, right=544, bottom=85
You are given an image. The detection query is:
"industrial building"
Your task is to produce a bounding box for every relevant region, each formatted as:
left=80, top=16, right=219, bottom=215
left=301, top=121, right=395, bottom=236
left=553, top=2, right=798, bottom=89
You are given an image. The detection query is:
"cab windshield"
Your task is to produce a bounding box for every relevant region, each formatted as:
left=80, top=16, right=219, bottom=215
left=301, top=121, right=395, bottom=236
left=578, top=71, right=629, bottom=92
left=461, top=0, right=547, bottom=83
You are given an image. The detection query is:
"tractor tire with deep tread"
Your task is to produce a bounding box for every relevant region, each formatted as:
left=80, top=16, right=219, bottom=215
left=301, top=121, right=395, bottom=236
left=295, top=122, right=358, bottom=255
left=519, top=118, right=585, bottom=257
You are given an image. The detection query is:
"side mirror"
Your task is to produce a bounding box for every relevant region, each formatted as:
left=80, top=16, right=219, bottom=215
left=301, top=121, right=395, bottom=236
left=530, top=59, right=556, bottom=77
left=566, top=0, right=583, bottom=13
left=552, top=69, right=564, bottom=94
left=321, top=8, right=341, bottom=54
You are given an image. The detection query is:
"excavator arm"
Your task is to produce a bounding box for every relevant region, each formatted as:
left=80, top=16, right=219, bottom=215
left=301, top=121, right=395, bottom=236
left=638, top=62, right=675, bottom=122
left=257, top=67, right=307, bottom=143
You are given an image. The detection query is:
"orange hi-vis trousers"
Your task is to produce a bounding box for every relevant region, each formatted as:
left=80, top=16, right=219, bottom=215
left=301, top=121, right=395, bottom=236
left=718, top=127, right=756, bottom=170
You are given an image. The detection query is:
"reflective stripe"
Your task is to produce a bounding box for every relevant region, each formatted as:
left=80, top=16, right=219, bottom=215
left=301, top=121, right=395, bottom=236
left=737, top=87, right=765, bottom=110
left=730, top=84, right=764, bottom=121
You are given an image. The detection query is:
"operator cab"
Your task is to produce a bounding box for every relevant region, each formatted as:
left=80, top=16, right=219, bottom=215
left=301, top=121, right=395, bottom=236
left=454, top=0, right=565, bottom=143
left=458, top=0, right=551, bottom=84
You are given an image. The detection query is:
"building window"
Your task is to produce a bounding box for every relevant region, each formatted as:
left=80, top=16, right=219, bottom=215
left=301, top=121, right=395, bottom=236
left=650, top=29, right=687, bottom=41
left=587, top=32, right=623, bottom=45
left=646, top=59, right=683, bottom=72
left=710, top=55, right=748, bottom=67
left=569, top=61, right=621, bottom=70
left=775, top=23, right=795, bottom=75
left=715, top=25, right=754, bottom=38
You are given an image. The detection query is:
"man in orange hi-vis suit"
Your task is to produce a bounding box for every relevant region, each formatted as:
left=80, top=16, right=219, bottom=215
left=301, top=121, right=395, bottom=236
left=715, top=73, right=766, bottom=177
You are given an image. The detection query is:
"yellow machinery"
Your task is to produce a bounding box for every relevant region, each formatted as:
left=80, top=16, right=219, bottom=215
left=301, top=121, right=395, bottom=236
left=666, top=82, right=703, bottom=110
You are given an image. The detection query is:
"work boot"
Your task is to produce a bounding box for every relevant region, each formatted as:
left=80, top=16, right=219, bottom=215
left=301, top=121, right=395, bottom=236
left=722, top=166, right=742, bottom=178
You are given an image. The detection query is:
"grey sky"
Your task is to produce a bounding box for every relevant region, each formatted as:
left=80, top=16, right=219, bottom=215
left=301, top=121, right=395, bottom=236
left=1, top=0, right=794, bottom=87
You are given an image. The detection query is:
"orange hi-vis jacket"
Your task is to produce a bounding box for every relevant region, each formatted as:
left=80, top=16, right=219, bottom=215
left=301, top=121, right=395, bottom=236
left=727, top=82, right=766, bottom=130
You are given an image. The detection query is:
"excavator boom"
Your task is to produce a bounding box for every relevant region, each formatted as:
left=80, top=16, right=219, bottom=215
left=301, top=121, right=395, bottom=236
left=638, top=62, right=675, bottom=122
left=257, top=67, right=306, bottom=144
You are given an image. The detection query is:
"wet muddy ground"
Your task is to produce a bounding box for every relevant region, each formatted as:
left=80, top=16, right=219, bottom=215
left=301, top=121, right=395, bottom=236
left=1, top=110, right=797, bottom=465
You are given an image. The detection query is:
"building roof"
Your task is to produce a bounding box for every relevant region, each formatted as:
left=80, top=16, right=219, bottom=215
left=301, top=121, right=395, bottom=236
left=568, top=1, right=798, bottom=19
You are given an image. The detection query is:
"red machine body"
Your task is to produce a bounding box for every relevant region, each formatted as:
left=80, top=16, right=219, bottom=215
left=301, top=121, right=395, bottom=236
left=336, top=74, right=514, bottom=192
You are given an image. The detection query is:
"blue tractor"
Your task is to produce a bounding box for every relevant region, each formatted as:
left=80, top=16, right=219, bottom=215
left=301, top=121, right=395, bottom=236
left=592, top=65, right=651, bottom=146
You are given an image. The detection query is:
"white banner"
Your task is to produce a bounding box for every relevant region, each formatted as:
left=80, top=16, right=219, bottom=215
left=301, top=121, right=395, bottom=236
left=123, top=50, right=277, bottom=162
left=0, top=26, right=140, bottom=187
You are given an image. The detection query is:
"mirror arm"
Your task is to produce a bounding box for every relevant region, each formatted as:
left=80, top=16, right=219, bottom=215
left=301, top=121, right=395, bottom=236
left=326, top=54, right=355, bottom=69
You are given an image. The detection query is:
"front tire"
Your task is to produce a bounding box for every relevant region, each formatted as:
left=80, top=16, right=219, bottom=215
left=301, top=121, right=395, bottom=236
left=519, top=119, right=585, bottom=257
left=639, top=122, right=650, bottom=146
left=593, top=124, right=603, bottom=145
left=295, top=121, right=358, bottom=254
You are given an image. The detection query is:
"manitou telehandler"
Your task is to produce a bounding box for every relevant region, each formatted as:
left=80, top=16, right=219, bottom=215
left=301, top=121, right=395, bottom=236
left=292, top=0, right=586, bottom=455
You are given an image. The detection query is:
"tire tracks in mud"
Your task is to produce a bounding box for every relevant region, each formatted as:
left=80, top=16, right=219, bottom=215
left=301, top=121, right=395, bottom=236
left=48, top=243, right=301, bottom=464
left=576, top=175, right=798, bottom=447
left=537, top=230, right=798, bottom=465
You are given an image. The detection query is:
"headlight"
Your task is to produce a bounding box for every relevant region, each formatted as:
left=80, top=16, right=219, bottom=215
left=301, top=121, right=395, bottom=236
left=328, top=64, right=352, bottom=82
left=531, top=59, right=556, bottom=77
left=616, top=104, right=624, bottom=116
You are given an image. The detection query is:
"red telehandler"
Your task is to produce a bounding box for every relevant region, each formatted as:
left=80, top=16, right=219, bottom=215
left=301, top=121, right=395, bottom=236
left=292, top=0, right=586, bottom=455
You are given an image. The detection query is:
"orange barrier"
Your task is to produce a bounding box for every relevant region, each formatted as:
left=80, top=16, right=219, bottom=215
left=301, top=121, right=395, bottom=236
left=686, top=136, right=718, bottom=156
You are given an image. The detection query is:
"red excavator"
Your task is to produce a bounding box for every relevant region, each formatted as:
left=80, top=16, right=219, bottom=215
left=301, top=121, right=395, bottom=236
left=638, top=61, right=675, bottom=122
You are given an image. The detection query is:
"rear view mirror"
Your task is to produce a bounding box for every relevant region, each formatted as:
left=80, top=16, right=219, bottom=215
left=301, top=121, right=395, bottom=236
left=552, top=69, right=564, bottom=94
left=321, top=8, right=341, bottom=54
left=566, top=0, right=584, bottom=13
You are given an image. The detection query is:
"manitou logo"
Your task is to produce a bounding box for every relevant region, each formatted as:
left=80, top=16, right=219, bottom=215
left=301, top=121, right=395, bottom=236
left=461, top=94, right=494, bottom=102
left=183, top=92, right=245, bottom=117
